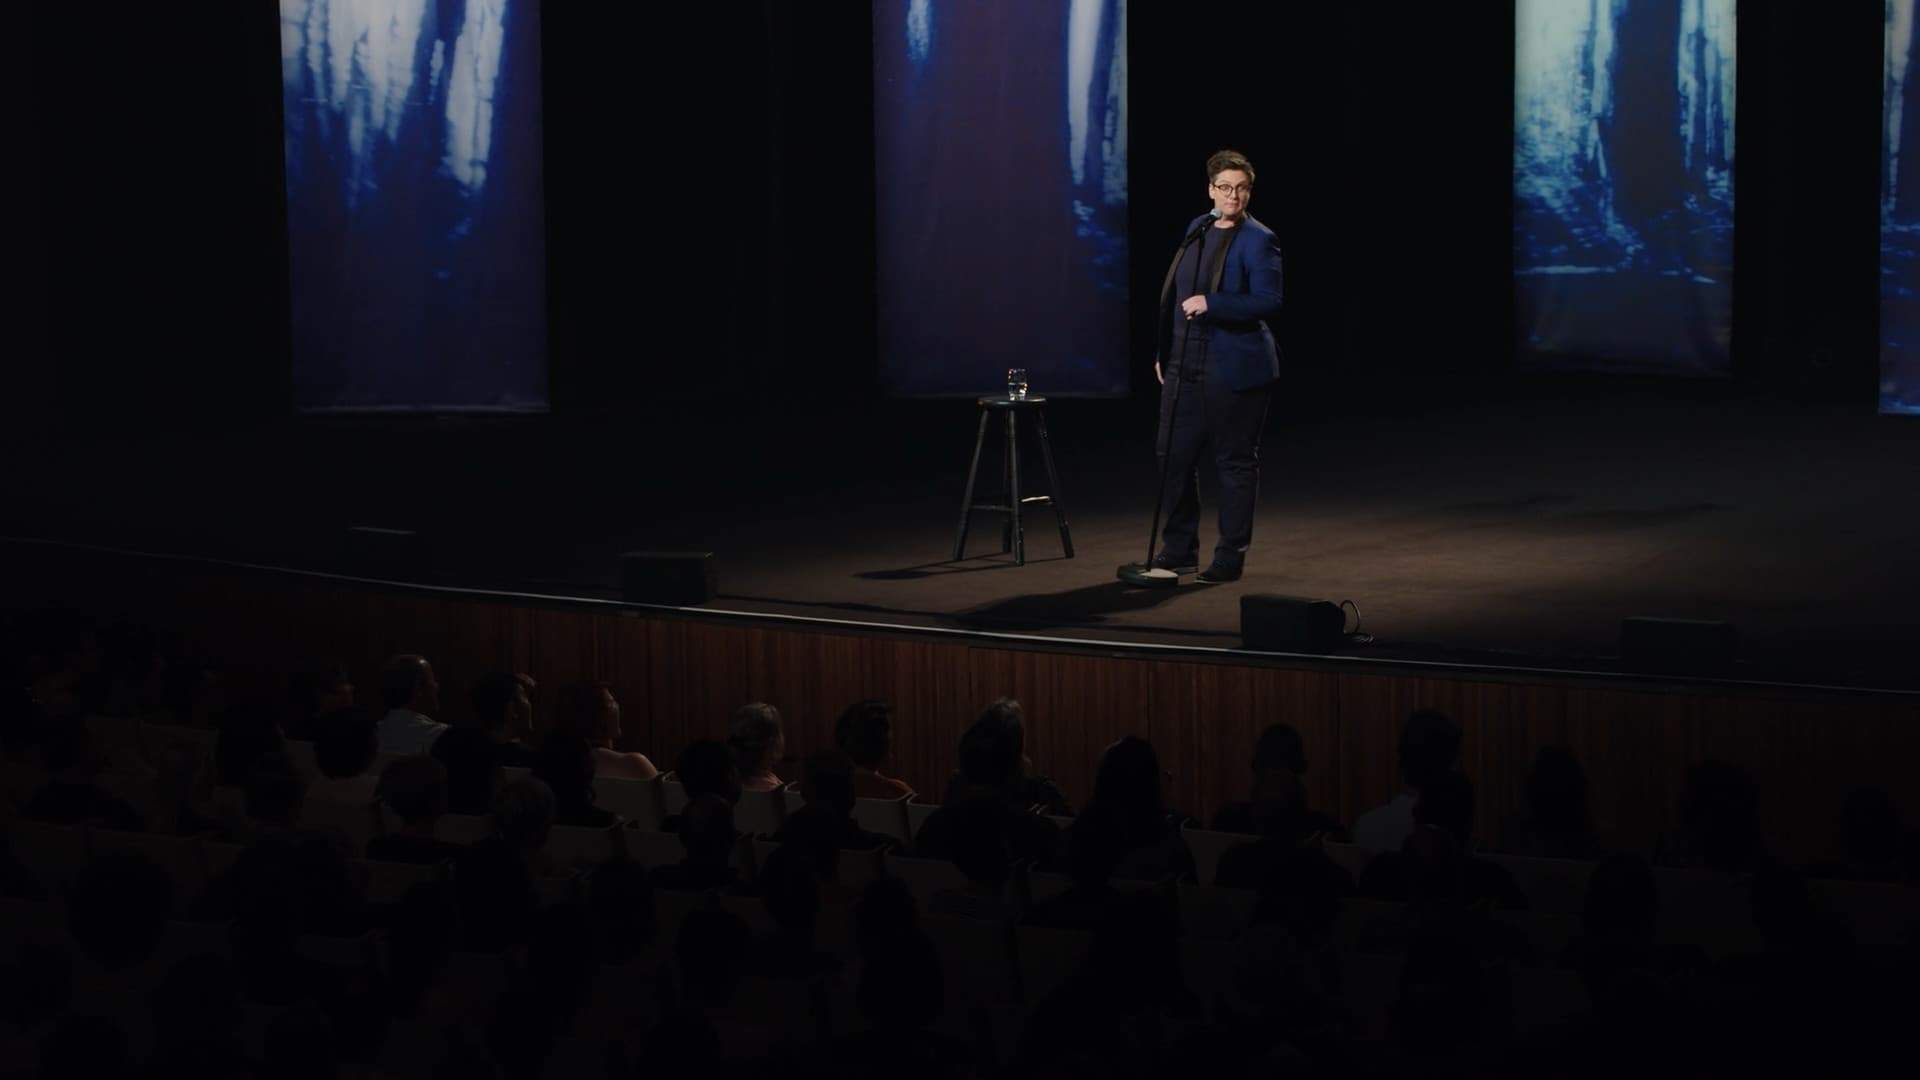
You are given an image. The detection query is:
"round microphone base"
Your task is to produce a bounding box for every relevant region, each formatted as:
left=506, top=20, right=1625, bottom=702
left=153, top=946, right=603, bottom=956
left=1116, top=563, right=1181, bottom=589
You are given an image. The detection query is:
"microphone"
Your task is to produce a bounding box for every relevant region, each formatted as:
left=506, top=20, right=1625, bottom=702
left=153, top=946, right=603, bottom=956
left=1182, top=208, right=1224, bottom=244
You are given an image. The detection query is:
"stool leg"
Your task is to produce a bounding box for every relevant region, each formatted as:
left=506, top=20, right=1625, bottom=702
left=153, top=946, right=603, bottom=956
left=1008, top=409, right=1025, bottom=565
left=952, top=409, right=991, bottom=561
left=1034, top=407, right=1074, bottom=559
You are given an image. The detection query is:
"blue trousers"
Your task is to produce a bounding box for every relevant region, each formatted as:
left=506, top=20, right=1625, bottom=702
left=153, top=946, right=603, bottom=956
left=1155, top=372, right=1271, bottom=567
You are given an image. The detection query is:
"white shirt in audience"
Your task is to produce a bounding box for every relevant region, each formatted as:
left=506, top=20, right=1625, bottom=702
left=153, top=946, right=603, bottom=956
left=378, top=707, right=447, bottom=756
left=1352, top=791, right=1417, bottom=853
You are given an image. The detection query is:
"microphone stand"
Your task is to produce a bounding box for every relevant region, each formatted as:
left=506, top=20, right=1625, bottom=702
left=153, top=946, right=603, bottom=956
left=1119, top=215, right=1215, bottom=589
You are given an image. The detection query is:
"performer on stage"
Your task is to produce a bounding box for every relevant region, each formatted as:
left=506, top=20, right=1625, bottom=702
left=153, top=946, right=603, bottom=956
left=1149, top=149, right=1283, bottom=583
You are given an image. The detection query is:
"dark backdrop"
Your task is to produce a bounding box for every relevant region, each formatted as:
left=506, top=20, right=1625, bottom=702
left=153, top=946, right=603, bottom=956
left=19, top=1, right=1884, bottom=432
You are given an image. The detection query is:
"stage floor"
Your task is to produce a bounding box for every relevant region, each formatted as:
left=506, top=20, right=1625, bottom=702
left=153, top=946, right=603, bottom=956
left=9, top=380, right=1920, bottom=689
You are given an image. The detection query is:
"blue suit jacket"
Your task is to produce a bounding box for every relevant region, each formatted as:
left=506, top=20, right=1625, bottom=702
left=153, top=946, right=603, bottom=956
left=1155, top=212, right=1284, bottom=392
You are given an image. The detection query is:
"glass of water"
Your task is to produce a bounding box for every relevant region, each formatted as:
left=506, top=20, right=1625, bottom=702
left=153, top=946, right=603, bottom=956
left=1007, top=368, right=1029, bottom=400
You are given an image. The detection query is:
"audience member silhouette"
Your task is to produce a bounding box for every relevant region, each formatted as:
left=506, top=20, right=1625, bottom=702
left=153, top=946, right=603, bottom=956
left=749, top=842, right=840, bottom=978
left=454, top=777, right=555, bottom=950
left=836, top=699, right=914, bottom=799
left=663, top=739, right=743, bottom=834
left=213, top=704, right=286, bottom=790
left=470, top=670, right=539, bottom=767
left=368, top=754, right=466, bottom=864
left=306, top=706, right=381, bottom=805
left=1085, top=736, right=1195, bottom=883
left=431, top=723, right=504, bottom=816
left=1353, top=707, right=1460, bottom=853
left=283, top=663, right=354, bottom=742
left=587, top=858, right=657, bottom=965
left=925, top=796, right=1020, bottom=921
left=552, top=681, right=656, bottom=780
left=728, top=701, right=786, bottom=793
left=375, top=653, right=444, bottom=755
left=943, top=698, right=1071, bottom=815
left=64, top=851, right=172, bottom=972
left=655, top=793, right=752, bottom=894
left=1510, top=744, right=1601, bottom=860
left=1027, top=802, right=1132, bottom=930
left=1212, top=722, right=1339, bottom=842
left=1660, top=759, right=1766, bottom=873
left=21, top=720, right=144, bottom=831
left=533, top=733, right=619, bottom=827
left=1809, top=785, right=1920, bottom=884
left=774, top=749, right=900, bottom=863
left=1359, top=771, right=1526, bottom=910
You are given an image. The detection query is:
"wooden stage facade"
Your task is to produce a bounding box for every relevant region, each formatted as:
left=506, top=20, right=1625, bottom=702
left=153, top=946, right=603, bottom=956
left=11, top=541, right=1918, bottom=866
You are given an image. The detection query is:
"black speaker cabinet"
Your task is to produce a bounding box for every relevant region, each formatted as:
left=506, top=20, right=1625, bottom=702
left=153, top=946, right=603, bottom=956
left=620, top=552, right=717, bottom=605
left=1241, top=594, right=1345, bottom=652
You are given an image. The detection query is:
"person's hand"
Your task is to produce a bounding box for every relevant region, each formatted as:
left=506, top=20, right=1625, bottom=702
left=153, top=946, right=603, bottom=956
left=1154, top=360, right=1164, bottom=385
left=1181, top=295, right=1208, bottom=319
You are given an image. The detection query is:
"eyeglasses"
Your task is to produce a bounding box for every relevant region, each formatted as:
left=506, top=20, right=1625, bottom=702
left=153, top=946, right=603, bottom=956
left=1211, top=182, right=1252, bottom=197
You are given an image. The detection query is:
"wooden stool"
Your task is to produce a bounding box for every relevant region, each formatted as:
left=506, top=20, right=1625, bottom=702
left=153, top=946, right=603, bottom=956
left=953, top=396, right=1074, bottom=565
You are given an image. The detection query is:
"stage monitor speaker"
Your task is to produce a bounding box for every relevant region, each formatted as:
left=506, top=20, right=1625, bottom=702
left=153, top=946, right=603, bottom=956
left=621, top=552, right=716, bottom=606
left=1620, top=616, right=1738, bottom=672
left=1241, top=594, right=1345, bottom=652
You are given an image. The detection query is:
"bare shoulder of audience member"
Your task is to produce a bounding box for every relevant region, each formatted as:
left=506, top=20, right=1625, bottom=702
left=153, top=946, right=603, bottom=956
left=835, top=699, right=915, bottom=800
left=554, top=681, right=656, bottom=780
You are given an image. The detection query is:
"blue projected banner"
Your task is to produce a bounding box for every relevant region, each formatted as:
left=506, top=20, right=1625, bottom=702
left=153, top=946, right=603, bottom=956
left=1515, top=0, right=1735, bottom=375
left=279, top=1, right=547, bottom=412
left=1885, top=2, right=1920, bottom=415
left=873, top=0, right=1129, bottom=397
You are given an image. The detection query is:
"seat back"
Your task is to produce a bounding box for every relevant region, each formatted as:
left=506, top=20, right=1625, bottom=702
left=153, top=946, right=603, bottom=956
left=594, top=776, right=666, bottom=831
left=357, top=858, right=448, bottom=904
left=1480, top=852, right=1596, bottom=914
left=883, top=854, right=968, bottom=906
left=852, top=795, right=912, bottom=846
left=1321, top=840, right=1374, bottom=883
left=299, top=798, right=381, bottom=858
left=906, top=798, right=940, bottom=840
left=546, top=825, right=620, bottom=872
left=624, top=830, right=687, bottom=870
left=1180, top=824, right=1258, bottom=886
left=736, top=787, right=788, bottom=837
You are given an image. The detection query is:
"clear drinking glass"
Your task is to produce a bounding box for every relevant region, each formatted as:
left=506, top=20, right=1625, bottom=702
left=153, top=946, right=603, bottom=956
left=1007, top=368, right=1029, bottom=400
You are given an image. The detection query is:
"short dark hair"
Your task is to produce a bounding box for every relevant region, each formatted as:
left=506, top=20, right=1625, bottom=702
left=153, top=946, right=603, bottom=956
left=835, top=700, right=893, bottom=769
left=1252, top=723, right=1307, bottom=775
left=676, top=739, right=743, bottom=804
left=801, top=748, right=857, bottom=814
left=243, top=752, right=306, bottom=824
left=1207, top=148, right=1255, bottom=185
left=469, top=672, right=521, bottom=735
left=957, top=701, right=1024, bottom=788
left=312, top=708, right=379, bottom=780
left=381, top=655, right=430, bottom=711
left=1399, top=709, right=1461, bottom=790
